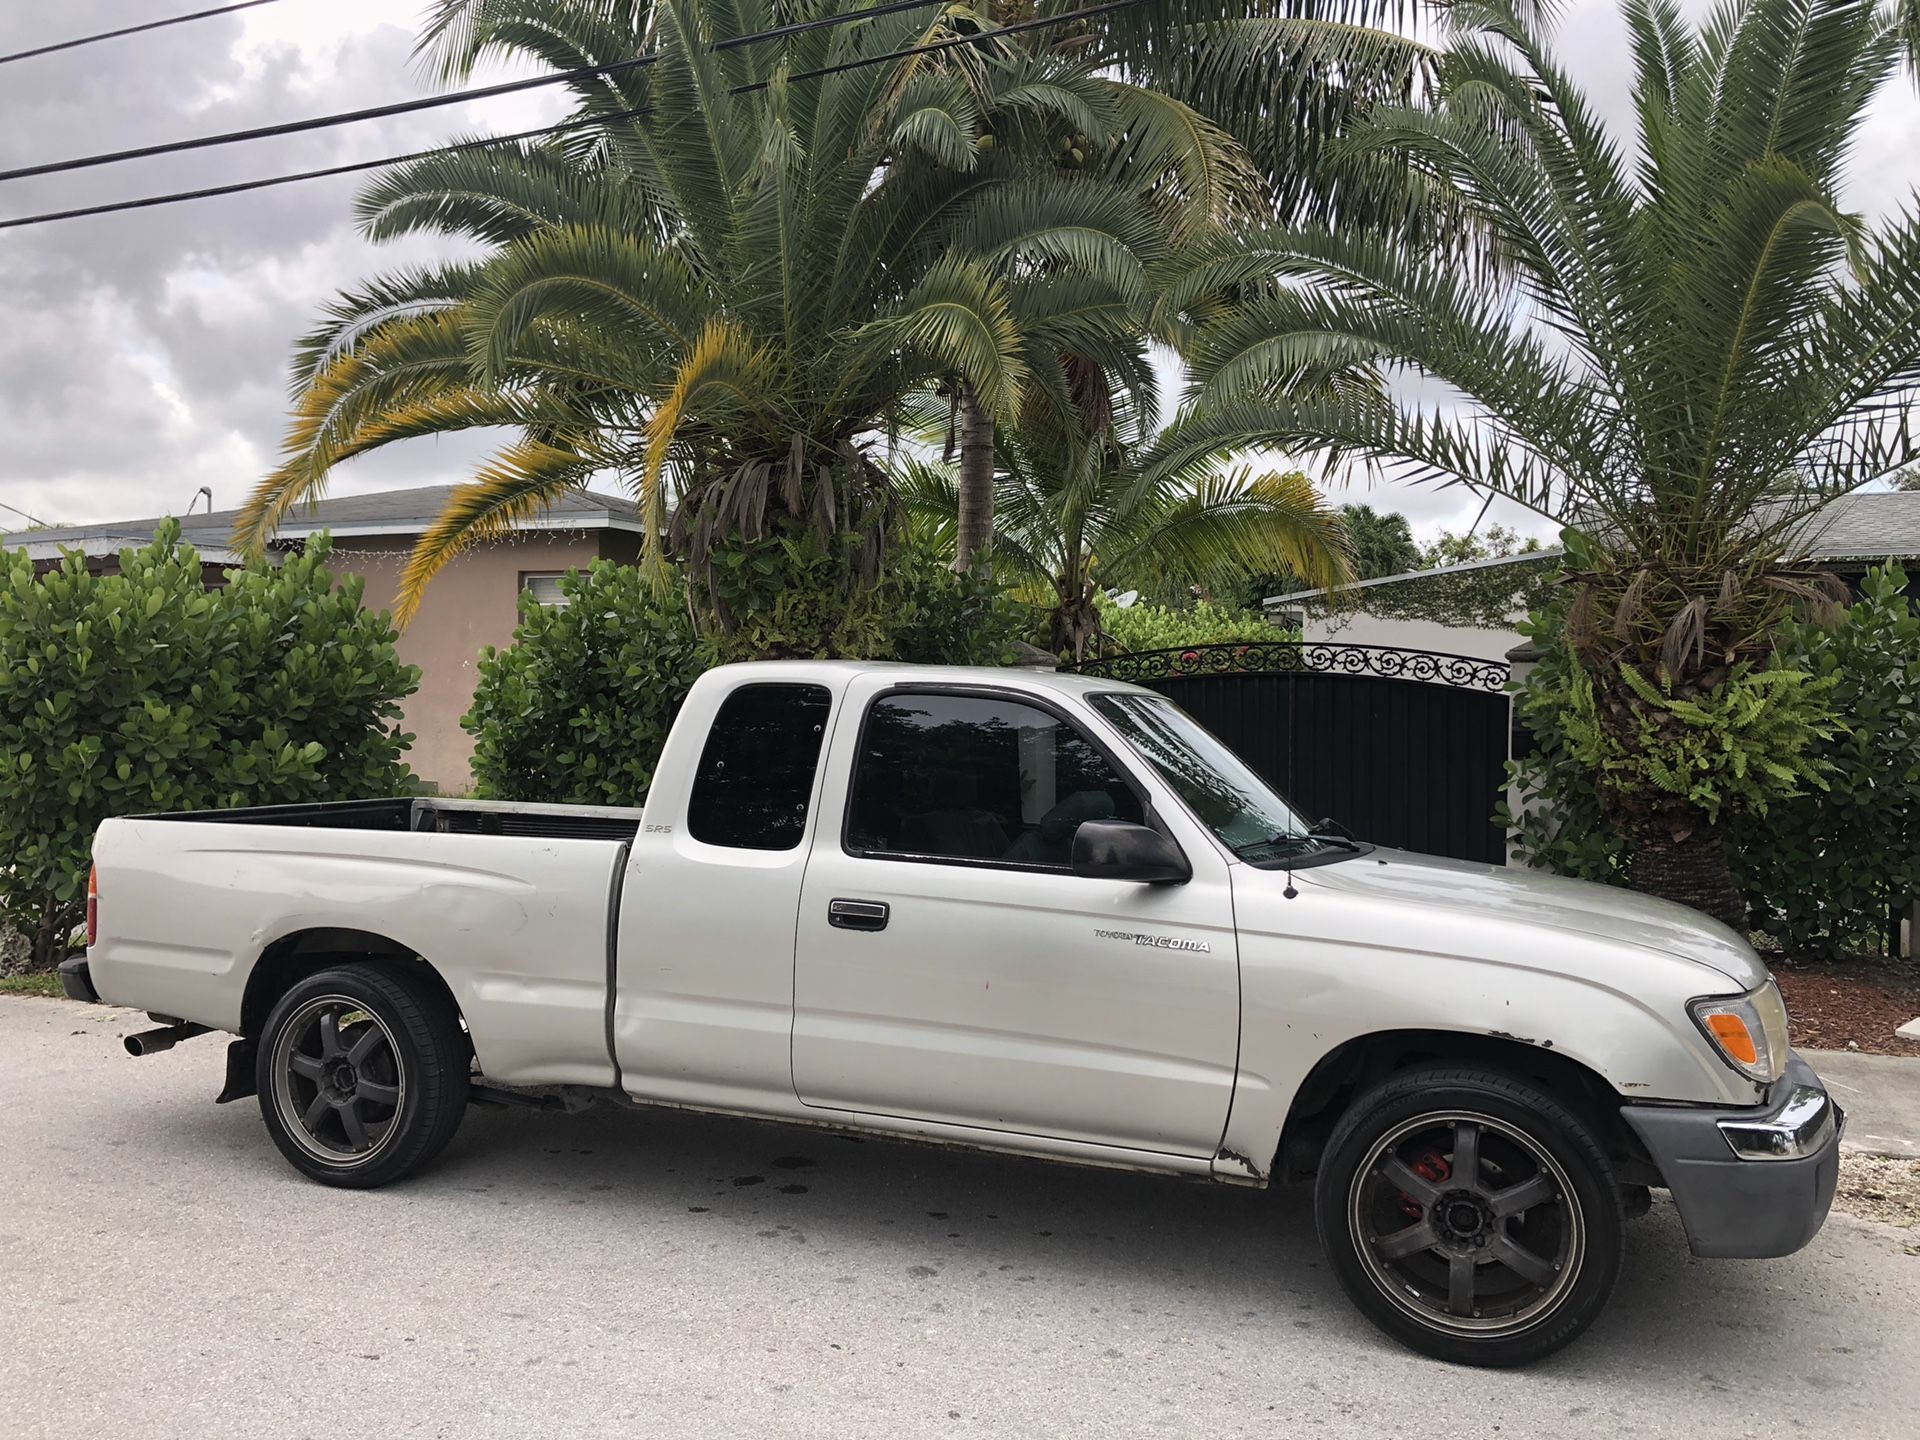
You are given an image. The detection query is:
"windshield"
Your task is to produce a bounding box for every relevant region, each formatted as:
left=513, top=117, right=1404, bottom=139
left=1089, top=692, right=1355, bottom=865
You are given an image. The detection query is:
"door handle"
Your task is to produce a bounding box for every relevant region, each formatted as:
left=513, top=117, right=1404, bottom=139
left=828, top=898, right=890, bottom=932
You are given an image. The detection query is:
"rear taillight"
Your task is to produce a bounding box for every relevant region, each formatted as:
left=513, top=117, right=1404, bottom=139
left=85, top=865, right=98, bottom=948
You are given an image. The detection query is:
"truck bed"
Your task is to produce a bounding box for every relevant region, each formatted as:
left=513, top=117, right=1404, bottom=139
left=136, top=796, right=644, bottom=843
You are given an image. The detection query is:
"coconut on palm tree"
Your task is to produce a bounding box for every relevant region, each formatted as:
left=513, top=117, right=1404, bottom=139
left=237, top=0, right=1261, bottom=650
left=1162, top=0, right=1920, bottom=926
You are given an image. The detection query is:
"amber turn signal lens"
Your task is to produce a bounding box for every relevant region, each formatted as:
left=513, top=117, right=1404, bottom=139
left=1705, top=1011, right=1758, bottom=1066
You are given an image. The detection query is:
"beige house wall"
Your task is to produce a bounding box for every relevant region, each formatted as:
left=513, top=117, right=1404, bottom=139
left=331, top=530, right=640, bottom=793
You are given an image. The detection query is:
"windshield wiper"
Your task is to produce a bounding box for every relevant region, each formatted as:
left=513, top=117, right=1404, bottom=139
left=1232, top=828, right=1365, bottom=860
left=1304, top=829, right=1363, bottom=852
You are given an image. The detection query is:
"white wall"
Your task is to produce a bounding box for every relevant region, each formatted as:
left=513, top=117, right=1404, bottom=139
left=1300, top=611, right=1524, bottom=663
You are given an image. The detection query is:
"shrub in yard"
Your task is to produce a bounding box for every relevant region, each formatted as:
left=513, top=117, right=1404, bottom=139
left=0, top=523, right=419, bottom=968
left=1093, top=594, right=1282, bottom=655
left=886, top=539, right=1033, bottom=667
left=1734, top=566, right=1920, bottom=955
left=464, top=561, right=706, bottom=807
left=466, top=544, right=1034, bottom=807
left=1508, top=571, right=1920, bottom=953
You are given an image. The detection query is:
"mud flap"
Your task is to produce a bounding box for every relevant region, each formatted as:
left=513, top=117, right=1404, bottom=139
left=215, top=1038, right=257, bottom=1104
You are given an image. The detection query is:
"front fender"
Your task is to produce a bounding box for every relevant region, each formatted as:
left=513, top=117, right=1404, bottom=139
left=1217, top=877, right=1763, bottom=1181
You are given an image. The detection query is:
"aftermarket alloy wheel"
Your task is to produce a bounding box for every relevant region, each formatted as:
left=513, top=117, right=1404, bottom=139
left=1315, top=1067, right=1624, bottom=1366
left=256, top=962, right=468, bottom=1188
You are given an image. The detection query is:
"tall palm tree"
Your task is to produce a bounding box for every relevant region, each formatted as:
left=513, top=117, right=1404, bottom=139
left=1163, top=0, right=1920, bottom=925
left=901, top=393, right=1350, bottom=659
left=238, top=0, right=1244, bottom=641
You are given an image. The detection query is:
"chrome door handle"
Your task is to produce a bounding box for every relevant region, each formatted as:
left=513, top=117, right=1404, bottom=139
left=828, top=898, right=890, bottom=932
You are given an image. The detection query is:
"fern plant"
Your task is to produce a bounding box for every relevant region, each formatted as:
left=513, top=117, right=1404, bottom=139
left=1561, top=661, right=1839, bottom=826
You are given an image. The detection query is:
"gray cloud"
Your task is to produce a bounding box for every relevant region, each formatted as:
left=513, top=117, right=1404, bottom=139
left=3, top=1, right=1917, bottom=547
left=0, top=2, right=526, bottom=529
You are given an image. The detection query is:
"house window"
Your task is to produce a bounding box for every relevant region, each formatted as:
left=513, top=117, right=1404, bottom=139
left=521, top=573, right=570, bottom=609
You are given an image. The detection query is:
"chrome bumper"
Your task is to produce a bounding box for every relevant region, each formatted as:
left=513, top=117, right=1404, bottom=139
left=1717, top=1079, right=1842, bottom=1160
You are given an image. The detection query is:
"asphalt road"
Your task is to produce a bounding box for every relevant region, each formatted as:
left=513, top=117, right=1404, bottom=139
left=4, top=995, right=1916, bottom=1439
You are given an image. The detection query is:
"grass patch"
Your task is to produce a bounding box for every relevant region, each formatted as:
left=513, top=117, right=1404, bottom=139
left=0, top=973, right=64, bottom=998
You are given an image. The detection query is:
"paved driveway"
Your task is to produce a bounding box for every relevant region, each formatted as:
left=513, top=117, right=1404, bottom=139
left=4, top=995, right=1915, bottom=1439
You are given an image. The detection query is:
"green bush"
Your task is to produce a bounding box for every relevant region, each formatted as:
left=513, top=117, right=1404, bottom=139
left=0, top=524, right=418, bottom=968
left=464, top=561, right=706, bottom=807
left=1735, top=566, right=1920, bottom=955
left=465, top=544, right=1034, bottom=808
left=1095, top=594, right=1280, bottom=653
left=1506, top=570, right=1920, bottom=955
left=1560, top=657, right=1837, bottom=825
left=1501, top=607, right=1626, bottom=884
left=887, top=541, right=1032, bottom=666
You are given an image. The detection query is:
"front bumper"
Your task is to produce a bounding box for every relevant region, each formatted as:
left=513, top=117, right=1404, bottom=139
left=1621, top=1053, right=1844, bottom=1259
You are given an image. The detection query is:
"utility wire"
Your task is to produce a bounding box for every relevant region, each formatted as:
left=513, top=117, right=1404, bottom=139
left=712, top=0, right=946, bottom=50
left=0, top=0, right=1148, bottom=232
left=0, top=52, right=662, bottom=184
left=0, top=1, right=284, bottom=67
left=0, top=0, right=958, bottom=184
left=0, top=108, right=646, bottom=232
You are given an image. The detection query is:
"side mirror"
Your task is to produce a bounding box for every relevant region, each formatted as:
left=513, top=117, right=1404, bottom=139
left=1071, top=820, right=1191, bottom=884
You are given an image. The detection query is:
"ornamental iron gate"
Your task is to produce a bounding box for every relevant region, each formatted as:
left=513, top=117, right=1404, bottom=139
left=1066, top=641, right=1512, bottom=865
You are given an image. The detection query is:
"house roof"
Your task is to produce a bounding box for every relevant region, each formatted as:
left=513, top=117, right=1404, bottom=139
left=0, top=483, right=645, bottom=557
left=1264, top=490, right=1920, bottom=608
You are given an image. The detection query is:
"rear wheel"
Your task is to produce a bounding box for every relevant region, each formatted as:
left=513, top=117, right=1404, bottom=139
left=256, top=962, right=468, bottom=1188
left=1314, top=1067, right=1624, bottom=1366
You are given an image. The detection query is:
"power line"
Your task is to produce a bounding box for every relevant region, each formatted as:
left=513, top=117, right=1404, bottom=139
left=0, top=1, right=284, bottom=67
left=712, top=0, right=945, bottom=50
left=0, top=107, right=645, bottom=232
left=0, top=53, right=662, bottom=185
left=0, top=0, right=956, bottom=185
left=0, top=0, right=1149, bottom=233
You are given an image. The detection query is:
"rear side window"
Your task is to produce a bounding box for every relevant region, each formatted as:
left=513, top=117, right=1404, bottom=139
left=687, top=684, right=832, bottom=850
left=846, top=691, right=1143, bottom=868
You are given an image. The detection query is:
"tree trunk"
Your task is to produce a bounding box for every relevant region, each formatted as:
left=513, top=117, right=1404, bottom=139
left=1616, top=812, right=1749, bottom=933
left=28, top=896, right=78, bottom=972
left=951, top=384, right=995, bottom=575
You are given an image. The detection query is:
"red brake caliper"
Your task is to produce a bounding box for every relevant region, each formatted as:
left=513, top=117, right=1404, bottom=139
left=1399, top=1150, right=1452, bottom=1221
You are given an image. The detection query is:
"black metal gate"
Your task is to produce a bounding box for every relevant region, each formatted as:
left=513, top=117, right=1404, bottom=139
left=1068, top=642, right=1512, bottom=864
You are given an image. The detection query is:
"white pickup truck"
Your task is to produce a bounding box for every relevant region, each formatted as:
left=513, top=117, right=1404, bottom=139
left=67, top=660, right=1842, bottom=1366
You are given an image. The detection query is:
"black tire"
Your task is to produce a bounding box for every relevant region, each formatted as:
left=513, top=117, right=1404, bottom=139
left=1313, top=1066, right=1624, bottom=1367
left=255, top=962, right=469, bottom=1188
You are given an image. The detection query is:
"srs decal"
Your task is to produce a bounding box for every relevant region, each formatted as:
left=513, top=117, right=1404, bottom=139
left=1093, top=928, right=1212, bottom=954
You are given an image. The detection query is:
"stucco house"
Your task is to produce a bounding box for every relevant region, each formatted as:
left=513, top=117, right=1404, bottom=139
left=0, top=485, right=646, bottom=791
left=1264, top=490, right=1920, bottom=662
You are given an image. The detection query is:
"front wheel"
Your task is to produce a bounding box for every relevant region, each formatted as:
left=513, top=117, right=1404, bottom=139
left=256, top=962, right=469, bottom=1188
left=1314, top=1067, right=1624, bottom=1366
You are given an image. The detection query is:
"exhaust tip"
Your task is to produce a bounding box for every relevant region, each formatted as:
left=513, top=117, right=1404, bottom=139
left=124, top=1022, right=209, bottom=1057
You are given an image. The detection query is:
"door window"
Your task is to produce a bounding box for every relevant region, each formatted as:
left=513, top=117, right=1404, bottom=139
left=687, top=683, right=832, bottom=850
left=846, top=691, right=1143, bottom=868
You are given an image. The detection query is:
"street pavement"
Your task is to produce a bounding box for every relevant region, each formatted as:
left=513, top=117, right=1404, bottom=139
left=4, top=995, right=1916, bottom=1439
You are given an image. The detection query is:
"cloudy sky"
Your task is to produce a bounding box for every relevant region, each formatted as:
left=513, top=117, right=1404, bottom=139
left=1, top=0, right=1916, bottom=546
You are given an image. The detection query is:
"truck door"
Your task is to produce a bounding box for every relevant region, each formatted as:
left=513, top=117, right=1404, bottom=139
left=792, top=680, right=1240, bottom=1158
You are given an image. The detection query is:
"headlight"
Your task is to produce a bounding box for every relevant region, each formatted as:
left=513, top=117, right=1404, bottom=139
left=1689, top=980, right=1789, bottom=1085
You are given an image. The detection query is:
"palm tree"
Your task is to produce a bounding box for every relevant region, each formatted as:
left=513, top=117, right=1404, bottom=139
left=238, top=0, right=1244, bottom=643
left=901, top=394, right=1350, bottom=659
left=1163, top=0, right=1920, bottom=926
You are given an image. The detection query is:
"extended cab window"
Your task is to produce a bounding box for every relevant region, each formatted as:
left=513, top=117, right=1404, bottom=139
left=687, top=684, right=832, bottom=850
left=847, top=691, right=1143, bottom=868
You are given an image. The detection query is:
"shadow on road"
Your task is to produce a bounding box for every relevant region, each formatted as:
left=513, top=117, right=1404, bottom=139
left=129, top=1082, right=1845, bottom=1391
